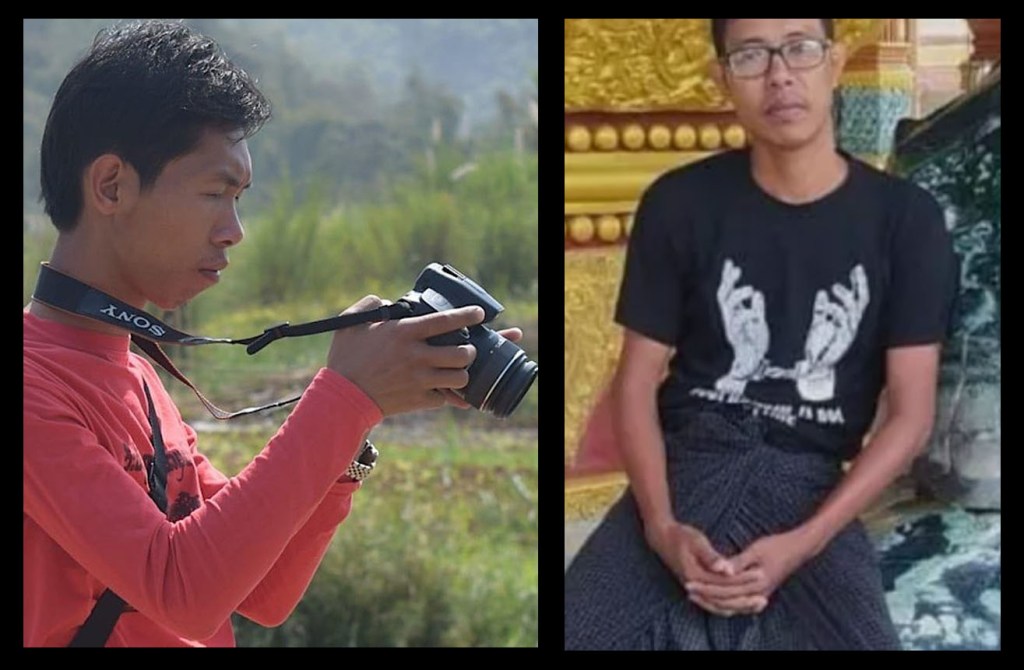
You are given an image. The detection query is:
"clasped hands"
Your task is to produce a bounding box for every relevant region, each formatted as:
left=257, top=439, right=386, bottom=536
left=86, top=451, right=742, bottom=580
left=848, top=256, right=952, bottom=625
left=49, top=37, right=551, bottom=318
left=645, top=520, right=816, bottom=617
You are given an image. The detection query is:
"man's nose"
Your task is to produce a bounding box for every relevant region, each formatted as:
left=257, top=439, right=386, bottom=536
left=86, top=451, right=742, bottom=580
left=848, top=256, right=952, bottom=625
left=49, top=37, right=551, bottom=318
left=214, top=211, right=245, bottom=248
left=765, top=51, right=796, bottom=87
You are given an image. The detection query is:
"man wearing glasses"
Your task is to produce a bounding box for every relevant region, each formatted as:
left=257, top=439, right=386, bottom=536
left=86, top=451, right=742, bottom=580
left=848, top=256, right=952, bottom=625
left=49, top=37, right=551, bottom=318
left=565, top=19, right=957, bottom=650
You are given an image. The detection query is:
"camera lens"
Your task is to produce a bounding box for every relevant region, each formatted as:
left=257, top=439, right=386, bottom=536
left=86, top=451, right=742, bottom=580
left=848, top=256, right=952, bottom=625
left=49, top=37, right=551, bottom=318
left=459, top=327, right=538, bottom=418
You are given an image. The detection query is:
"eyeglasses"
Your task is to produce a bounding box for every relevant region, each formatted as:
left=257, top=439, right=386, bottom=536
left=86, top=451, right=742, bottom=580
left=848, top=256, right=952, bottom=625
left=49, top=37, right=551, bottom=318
left=723, top=38, right=831, bottom=79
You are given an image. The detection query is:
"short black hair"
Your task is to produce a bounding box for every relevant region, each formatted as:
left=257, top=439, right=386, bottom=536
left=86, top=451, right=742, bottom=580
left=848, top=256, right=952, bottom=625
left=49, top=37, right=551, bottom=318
left=39, top=19, right=272, bottom=232
left=710, top=19, right=834, bottom=58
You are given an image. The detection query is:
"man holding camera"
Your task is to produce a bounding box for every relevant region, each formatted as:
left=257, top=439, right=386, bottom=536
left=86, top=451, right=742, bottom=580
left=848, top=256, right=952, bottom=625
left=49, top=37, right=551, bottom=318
left=24, top=20, right=522, bottom=647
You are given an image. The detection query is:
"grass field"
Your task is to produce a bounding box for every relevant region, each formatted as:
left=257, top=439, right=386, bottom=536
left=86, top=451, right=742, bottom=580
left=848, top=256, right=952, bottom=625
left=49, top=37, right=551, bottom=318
left=200, top=417, right=538, bottom=647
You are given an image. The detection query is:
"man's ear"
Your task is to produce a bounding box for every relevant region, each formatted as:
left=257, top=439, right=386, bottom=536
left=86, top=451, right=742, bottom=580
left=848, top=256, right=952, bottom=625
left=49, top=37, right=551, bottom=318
left=85, top=154, right=138, bottom=216
left=829, top=40, right=848, bottom=88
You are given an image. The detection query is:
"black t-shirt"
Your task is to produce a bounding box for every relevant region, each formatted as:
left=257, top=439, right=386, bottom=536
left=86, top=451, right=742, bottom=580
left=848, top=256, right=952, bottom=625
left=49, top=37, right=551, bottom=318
left=615, top=148, right=958, bottom=459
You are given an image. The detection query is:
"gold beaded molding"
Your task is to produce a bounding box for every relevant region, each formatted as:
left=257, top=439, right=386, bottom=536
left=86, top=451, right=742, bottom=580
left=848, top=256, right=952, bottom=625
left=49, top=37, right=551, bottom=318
left=565, top=213, right=634, bottom=247
left=565, top=117, right=746, bottom=153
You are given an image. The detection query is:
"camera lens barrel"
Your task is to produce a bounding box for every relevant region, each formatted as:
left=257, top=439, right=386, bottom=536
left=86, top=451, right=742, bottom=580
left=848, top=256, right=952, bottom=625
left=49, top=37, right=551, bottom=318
left=460, top=327, right=538, bottom=418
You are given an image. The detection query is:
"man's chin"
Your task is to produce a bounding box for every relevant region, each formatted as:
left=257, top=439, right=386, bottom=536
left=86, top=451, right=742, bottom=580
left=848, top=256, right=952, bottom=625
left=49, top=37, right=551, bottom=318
left=758, top=120, right=830, bottom=152
left=149, top=292, right=199, bottom=312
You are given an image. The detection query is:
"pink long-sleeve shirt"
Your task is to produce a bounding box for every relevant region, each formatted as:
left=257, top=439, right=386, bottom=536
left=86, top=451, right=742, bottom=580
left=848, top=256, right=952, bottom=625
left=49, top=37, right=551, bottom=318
left=23, top=310, right=382, bottom=646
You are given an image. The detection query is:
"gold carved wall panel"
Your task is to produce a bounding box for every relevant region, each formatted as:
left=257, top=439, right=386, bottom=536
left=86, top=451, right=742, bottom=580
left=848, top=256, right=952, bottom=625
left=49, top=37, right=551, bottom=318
left=565, top=19, right=884, bottom=112
left=564, top=249, right=626, bottom=467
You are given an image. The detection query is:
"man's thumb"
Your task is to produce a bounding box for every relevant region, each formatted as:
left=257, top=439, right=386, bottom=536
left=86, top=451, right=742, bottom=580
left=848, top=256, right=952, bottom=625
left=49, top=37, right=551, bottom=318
left=726, top=548, right=759, bottom=574
left=711, top=558, right=735, bottom=576
left=342, top=294, right=384, bottom=315
left=696, top=539, right=734, bottom=576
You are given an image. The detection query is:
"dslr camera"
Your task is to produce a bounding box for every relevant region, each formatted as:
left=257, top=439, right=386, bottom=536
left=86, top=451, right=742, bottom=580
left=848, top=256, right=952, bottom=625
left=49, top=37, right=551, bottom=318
left=396, top=263, right=537, bottom=418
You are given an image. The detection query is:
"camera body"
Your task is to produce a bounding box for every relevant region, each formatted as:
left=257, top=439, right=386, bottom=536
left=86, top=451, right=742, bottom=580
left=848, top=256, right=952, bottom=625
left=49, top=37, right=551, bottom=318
left=396, top=263, right=537, bottom=418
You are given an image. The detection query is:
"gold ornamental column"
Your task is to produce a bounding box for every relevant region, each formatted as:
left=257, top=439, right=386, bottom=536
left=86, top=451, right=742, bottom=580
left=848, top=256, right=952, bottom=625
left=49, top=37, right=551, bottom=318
left=838, top=19, right=911, bottom=169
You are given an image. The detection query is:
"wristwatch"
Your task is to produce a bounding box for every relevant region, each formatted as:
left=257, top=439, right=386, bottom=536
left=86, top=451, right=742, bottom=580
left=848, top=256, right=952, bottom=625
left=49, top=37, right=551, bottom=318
left=345, top=440, right=379, bottom=481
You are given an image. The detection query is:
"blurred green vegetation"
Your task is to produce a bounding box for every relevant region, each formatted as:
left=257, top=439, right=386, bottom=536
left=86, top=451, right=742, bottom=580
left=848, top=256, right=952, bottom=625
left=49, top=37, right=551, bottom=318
left=24, top=19, right=537, bottom=216
left=200, top=422, right=538, bottom=647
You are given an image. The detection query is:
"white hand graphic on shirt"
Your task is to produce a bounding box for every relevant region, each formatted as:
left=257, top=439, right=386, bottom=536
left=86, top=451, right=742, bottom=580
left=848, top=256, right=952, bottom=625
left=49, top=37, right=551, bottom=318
left=794, top=265, right=869, bottom=401
left=715, top=258, right=770, bottom=396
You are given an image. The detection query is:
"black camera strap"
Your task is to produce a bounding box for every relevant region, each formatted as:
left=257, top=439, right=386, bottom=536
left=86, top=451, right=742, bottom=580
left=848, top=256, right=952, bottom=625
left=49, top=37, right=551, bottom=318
left=32, top=263, right=412, bottom=419
left=68, top=381, right=167, bottom=647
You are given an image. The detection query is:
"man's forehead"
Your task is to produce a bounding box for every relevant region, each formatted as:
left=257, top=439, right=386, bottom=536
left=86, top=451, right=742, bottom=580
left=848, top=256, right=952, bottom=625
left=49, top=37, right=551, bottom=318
left=189, top=133, right=252, bottom=180
left=197, top=155, right=251, bottom=180
left=725, top=19, right=825, bottom=44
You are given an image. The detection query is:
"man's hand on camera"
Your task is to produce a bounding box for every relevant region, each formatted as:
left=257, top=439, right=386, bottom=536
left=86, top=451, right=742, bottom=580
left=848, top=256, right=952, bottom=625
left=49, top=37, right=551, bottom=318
left=436, top=327, right=524, bottom=409
left=439, top=327, right=523, bottom=409
left=326, top=295, right=485, bottom=417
